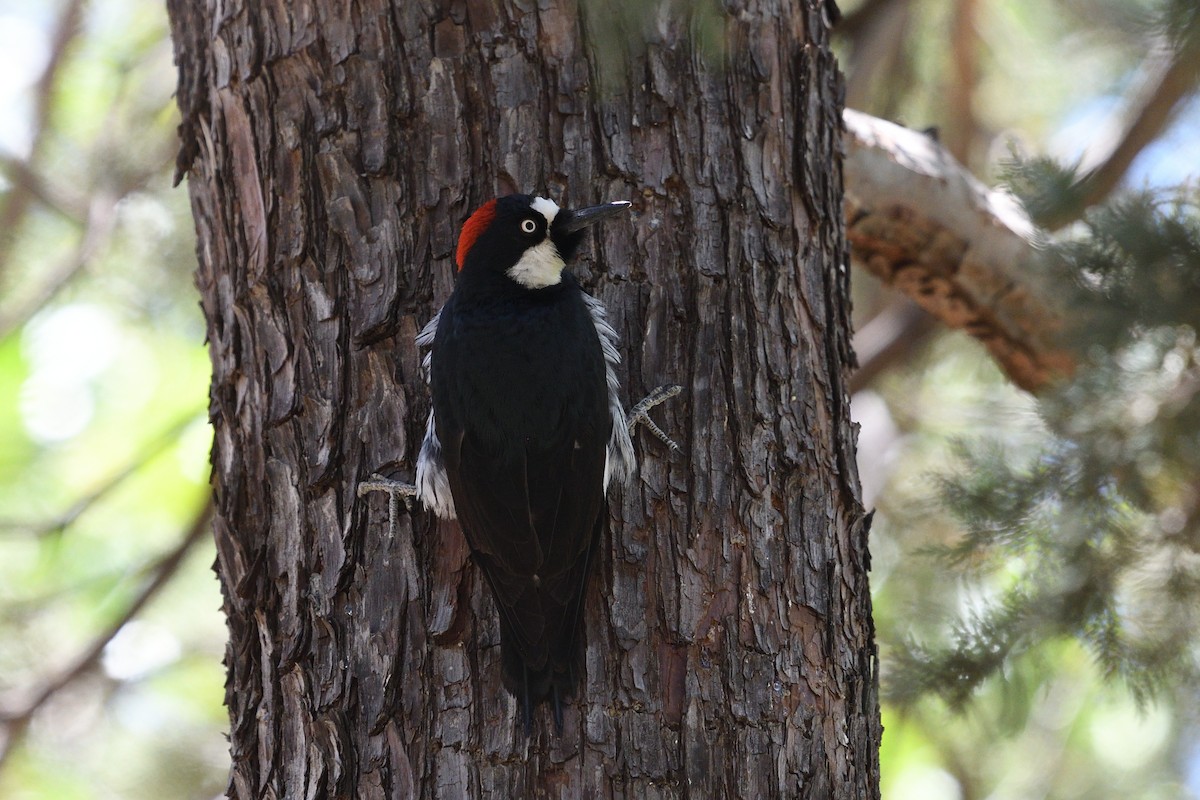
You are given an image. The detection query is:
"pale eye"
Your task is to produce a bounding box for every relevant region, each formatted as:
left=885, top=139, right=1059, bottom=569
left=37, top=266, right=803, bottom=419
left=520, top=219, right=538, bottom=234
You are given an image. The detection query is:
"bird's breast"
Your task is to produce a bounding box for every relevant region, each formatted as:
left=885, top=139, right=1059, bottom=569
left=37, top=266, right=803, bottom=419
left=433, top=291, right=608, bottom=451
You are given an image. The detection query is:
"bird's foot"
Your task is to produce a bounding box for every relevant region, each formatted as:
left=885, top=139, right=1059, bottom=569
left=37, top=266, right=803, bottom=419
left=357, top=474, right=417, bottom=538
left=628, top=384, right=681, bottom=451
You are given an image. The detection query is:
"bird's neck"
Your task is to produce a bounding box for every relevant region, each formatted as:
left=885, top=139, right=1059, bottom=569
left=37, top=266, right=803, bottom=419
left=454, top=263, right=576, bottom=307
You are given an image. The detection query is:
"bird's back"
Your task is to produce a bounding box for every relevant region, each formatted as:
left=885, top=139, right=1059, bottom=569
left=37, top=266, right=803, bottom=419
left=430, top=273, right=611, bottom=715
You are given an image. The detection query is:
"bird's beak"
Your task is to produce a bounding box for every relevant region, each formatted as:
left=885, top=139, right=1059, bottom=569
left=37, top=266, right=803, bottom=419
left=556, top=200, right=632, bottom=234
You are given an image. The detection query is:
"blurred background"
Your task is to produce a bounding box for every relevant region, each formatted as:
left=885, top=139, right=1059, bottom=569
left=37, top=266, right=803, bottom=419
left=0, top=0, right=1196, bottom=797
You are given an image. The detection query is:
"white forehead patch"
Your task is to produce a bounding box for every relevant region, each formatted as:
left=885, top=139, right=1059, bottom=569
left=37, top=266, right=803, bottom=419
left=531, top=196, right=560, bottom=225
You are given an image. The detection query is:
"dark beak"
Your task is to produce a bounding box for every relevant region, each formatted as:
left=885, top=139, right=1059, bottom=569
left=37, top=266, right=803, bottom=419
left=556, top=201, right=631, bottom=234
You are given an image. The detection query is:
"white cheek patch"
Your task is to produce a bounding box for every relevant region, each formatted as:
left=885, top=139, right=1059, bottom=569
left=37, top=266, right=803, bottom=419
left=531, top=196, right=560, bottom=225
left=508, top=238, right=565, bottom=288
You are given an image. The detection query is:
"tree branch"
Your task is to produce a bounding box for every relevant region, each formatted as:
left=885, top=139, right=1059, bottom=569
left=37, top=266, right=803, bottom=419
left=849, top=298, right=936, bottom=394
left=944, top=0, right=980, bottom=164
left=0, top=191, right=119, bottom=341
left=0, top=0, right=87, bottom=281
left=0, top=500, right=213, bottom=772
left=0, top=152, right=86, bottom=224
left=0, top=411, right=204, bottom=537
left=1046, top=35, right=1200, bottom=230
left=842, top=108, right=1074, bottom=393
left=836, top=0, right=901, bottom=39
left=841, top=0, right=912, bottom=115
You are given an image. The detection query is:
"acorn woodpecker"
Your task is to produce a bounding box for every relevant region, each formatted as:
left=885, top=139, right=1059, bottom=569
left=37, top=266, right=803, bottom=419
left=371, top=194, right=677, bottom=734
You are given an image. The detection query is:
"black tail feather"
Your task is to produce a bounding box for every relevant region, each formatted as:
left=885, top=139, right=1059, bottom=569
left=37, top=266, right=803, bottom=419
left=551, top=683, right=564, bottom=735
left=500, top=619, right=581, bottom=736
left=521, top=666, right=534, bottom=737
left=493, top=511, right=604, bottom=735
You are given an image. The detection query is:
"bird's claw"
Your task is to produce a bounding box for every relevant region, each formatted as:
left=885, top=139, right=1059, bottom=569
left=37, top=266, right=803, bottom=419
left=627, top=384, right=681, bottom=451
left=358, top=474, right=417, bottom=538
left=357, top=474, right=417, bottom=505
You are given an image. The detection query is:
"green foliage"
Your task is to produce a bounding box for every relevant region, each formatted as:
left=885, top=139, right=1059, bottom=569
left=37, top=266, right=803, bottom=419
left=0, top=1, right=223, bottom=797
left=1162, top=0, right=1200, bottom=50
left=880, top=641, right=1184, bottom=800
left=0, top=0, right=1196, bottom=797
left=1000, top=155, right=1090, bottom=228
left=888, top=166, right=1200, bottom=714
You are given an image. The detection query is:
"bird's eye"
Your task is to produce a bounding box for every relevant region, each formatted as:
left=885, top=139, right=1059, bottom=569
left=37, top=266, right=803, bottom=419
left=520, top=219, right=538, bottom=234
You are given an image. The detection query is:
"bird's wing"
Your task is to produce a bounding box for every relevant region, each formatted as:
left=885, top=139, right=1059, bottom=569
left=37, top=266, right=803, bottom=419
left=442, top=420, right=607, bottom=673
left=522, top=426, right=608, bottom=604
left=521, top=431, right=608, bottom=676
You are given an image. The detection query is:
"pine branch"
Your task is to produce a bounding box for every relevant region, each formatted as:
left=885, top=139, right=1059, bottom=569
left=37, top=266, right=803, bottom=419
left=1044, top=34, right=1200, bottom=230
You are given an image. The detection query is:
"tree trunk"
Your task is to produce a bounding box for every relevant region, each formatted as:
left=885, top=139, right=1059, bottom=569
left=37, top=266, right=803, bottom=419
left=167, top=1, right=878, bottom=797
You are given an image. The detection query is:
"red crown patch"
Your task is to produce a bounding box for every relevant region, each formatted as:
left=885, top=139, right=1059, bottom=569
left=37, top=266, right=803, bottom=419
left=456, top=199, right=499, bottom=270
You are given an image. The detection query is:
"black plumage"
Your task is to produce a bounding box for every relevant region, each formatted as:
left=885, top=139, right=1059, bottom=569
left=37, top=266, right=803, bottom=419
left=426, top=194, right=626, bottom=732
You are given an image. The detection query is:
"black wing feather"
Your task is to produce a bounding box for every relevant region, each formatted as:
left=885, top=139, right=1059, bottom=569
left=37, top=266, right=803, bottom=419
left=430, top=278, right=611, bottom=710
left=442, top=418, right=607, bottom=683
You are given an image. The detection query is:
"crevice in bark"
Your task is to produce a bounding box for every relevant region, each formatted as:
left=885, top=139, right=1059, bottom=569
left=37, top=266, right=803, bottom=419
left=169, top=1, right=876, bottom=797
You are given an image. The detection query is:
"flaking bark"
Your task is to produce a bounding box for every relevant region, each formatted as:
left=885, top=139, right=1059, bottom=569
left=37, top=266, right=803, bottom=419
left=167, top=1, right=878, bottom=797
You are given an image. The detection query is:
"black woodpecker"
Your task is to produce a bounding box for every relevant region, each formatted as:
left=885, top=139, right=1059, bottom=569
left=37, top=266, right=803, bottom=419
left=412, top=194, right=641, bottom=734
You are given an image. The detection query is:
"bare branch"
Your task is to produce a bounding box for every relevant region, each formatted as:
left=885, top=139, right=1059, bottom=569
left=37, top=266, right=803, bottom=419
left=0, top=0, right=88, bottom=280
left=0, top=126, right=179, bottom=342
left=0, top=152, right=86, bottom=224
left=843, top=109, right=1075, bottom=393
left=0, top=500, right=213, bottom=772
left=944, top=0, right=980, bottom=164
left=0, top=191, right=119, bottom=340
left=0, top=411, right=204, bottom=537
left=842, top=0, right=912, bottom=115
left=1047, top=36, right=1200, bottom=229
left=849, top=298, right=936, bottom=394
left=836, top=0, right=902, bottom=39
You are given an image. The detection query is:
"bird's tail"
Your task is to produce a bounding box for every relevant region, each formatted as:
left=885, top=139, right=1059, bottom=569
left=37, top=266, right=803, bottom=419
left=494, top=515, right=606, bottom=736
left=498, top=620, right=581, bottom=736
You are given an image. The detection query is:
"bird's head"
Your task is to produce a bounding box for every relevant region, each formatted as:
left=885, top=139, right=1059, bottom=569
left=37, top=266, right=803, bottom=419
left=455, top=194, right=631, bottom=289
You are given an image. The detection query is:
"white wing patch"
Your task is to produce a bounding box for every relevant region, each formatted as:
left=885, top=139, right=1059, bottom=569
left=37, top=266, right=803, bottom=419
left=583, top=293, right=635, bottom=492
left=414, top=308, right=456, bottom=519
left=415, top=292, right=632, bottom=516
left=416, top=409, right=457, bottom=519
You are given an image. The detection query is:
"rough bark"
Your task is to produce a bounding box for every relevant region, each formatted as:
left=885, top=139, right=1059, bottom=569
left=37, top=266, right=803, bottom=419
left=167, top=1, right=876, bottom=797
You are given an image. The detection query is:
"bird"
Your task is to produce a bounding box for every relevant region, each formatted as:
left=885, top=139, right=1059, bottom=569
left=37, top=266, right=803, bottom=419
left=391, top=193, right=676, bottom=735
